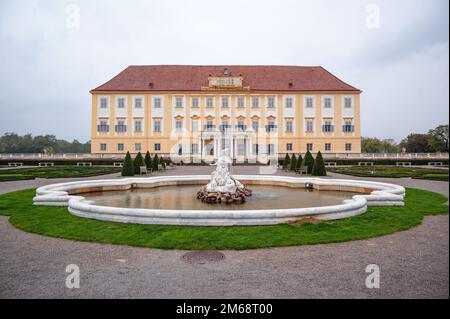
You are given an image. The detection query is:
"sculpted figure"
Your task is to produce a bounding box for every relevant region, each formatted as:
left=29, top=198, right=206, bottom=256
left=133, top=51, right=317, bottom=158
left=206, top=148, right=243, bottom=193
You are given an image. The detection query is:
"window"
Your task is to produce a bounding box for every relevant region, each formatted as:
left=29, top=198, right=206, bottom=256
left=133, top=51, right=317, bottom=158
left=100, top=143, right=107, bottom=151
left=192, top=97, right=199, bottom=108
left=100, top=97, right=108, bottom=108
left=175, top=120, right=183, bottom=132
left=192, top=120, right=199, bottom=132
left=325, top=143, right=331, bottom=151
left=134, top=120, right=142, bottom=132
left=286, top=120, right=293, bottom=133
left=154, top=143, right=161, bottom=151
left=307, top=143, right=313, bottom=152
left=175, top=97, right=183, bottom=108
left=117, top=97, right=125, bottom=109
left=118, top=143, right=124, bottom=151
left=252, top=144, right=259, bottom=155
left=97, top=120, right=109, bottom=132
left=322, top=121, right=334, bottom=132
left=153, top=119, right=161, bottom=132
left=306, top=97, right=313, bottom=108
left=115, top=120, right=126, bottom=132
left=236, top=120, right=245, bottom=131
left=268, top=97, right=275, bottom=108
left=252, top=120, right=259, bottom=132
left=286, top=143, right=293, bottom=151
left=306, top=120, right=314, bottom=133
left=237, top=97, right=244, bottom=108
left=252, top=97, right=259, bottom=108
left=285, top=97, right=293, bottom=108
left=266, top=121, right=277, bottom=132
left=345, top=143, right=352, bottom=151
left=191, top=143, right=199, bottom=154
left=206, top=97, right=213, bottom=108
left=154, top=98, right=161, bottom=108
left=221, top=97, right=229, bottom=107
left=134, top=98, right=142, bottom=108
left=177, top=144, right=182, bottom=155
left=344, top=97, right=352, bottom=108
left=343, top=120, right=354, bottom=132
left=267, top=144, right=275, bottom=155
left=220, top=121, right=229, bottom=132
left=135, top=143, right=141, bottom=152
left=324, top=97, right=331, bottom=108
left=237, top=143, right=245, bottom=156
left=205, top=120, right=214, bottom=131
left=206, top=143, right=214, bottom=155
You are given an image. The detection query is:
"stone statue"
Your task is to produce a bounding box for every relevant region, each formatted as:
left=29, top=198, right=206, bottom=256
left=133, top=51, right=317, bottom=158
left=197, top=148, right=251, bottom=204
left=206, top=148, right=243, bottom=193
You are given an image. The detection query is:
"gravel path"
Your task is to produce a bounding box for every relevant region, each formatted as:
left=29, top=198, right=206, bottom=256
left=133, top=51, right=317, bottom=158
left=0, top=167, right=448, bottom=298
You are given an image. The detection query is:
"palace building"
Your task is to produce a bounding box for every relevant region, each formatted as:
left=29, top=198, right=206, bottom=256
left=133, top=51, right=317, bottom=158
left=90, top=65, right=361, bottom=162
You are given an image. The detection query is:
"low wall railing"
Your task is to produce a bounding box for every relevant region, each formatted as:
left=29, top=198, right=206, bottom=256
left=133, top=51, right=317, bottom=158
left=0, top=152, right=448, bottom=161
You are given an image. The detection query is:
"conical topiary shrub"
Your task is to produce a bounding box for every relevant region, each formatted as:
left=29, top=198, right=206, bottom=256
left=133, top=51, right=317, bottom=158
left=295, top=153, right=302, bottom=172
left=152, top=154, right=159, bottom=171
left=283, top=154, right=291, bottom=170
left=312, top=151, right=327, bottom=176
left=121, top=151, right=134, bottom=176
left=159, top=156, right=166, bottom=170
left=144, top=151, right=152, bottom=170
left=133, top=152, right=145, bottom=174
left=290, top=154, right=297, bottom=172
left=301, top=150, right=315, bottom=174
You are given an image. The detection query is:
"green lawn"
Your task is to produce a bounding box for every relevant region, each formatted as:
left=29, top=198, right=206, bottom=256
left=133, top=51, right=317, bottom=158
left=0, top=187, right=447, bottom=250
left=0, top=166, right=121, bottom=182
left=329, top=166, right=449, bottom=181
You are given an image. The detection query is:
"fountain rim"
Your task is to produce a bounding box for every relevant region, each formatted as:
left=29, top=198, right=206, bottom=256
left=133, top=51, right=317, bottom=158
left=32, top=175, right=406, bottom=226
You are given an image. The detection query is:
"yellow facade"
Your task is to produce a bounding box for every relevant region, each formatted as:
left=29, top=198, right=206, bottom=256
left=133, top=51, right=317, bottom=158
left=91, top=89, right=361, bottom=161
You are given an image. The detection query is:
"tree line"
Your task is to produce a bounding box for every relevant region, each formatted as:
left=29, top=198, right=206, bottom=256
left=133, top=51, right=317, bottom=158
left=362, top=124, right=448, bottom=153
left=0, top=133, right=91, bottom=153
left=0, top=124, right=448, bottom=154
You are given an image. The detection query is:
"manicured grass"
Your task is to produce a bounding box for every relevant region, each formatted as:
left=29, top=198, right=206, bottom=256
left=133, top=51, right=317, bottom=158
left=0, top=187, right=447, bottom=250
left=0, top=166, right=121, bottom=182
left=329, top=166, right=449, bottom=181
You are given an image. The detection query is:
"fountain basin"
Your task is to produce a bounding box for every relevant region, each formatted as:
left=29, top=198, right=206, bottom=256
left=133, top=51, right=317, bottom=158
left=33, top=175, right=405, bottom=226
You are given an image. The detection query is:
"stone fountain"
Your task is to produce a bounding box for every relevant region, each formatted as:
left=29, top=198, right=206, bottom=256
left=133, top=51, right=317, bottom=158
left=197, top=148, right=252, bottom=204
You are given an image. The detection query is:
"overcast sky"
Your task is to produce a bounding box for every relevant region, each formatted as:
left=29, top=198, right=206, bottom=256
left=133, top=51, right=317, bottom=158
left=0, top=0, right=448, bottom=143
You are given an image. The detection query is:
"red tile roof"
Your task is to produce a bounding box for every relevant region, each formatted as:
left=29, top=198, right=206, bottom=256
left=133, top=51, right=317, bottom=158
left=91, top=65, right=361, bottom=93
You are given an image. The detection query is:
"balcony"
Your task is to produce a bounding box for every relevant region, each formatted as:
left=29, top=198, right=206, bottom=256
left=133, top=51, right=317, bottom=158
left=204, top=124, right=216, bottom=132
left=265, top=125, right=277, bottom=132
left=219, top=124, right=231, bottom=132
left=235, top=125, right=247, bottom=132
left=97, top=125, right=109, bottom=132
left=115, top=125, right=127, bottom=132
left=342, top=125, right=355, bottom=133
left=322, top=125, right=334, bottom=133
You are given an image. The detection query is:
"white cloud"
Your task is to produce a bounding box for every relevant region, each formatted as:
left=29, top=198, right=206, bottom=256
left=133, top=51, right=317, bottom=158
left=0, top=0, right=448, bottom=142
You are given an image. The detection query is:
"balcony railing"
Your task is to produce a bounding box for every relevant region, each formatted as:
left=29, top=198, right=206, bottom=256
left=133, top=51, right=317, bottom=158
left=265, top=125, right=277, bottom=132
left=97, top=125, right=109, bottom=132
left=204, top=125, right=216, bottom=131
left=322, top=125, right=334, bottom=133
left=115, top=125, right=127, bottom=132
left=219, top=124, right=231, bottom=132
left=235, top=125, right=247, bottom=132
left=342, top=125, right=355, bottom=133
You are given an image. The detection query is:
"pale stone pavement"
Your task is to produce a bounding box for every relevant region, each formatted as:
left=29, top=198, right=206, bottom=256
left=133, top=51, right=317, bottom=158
left=0, top=166, right=448, bottom=298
